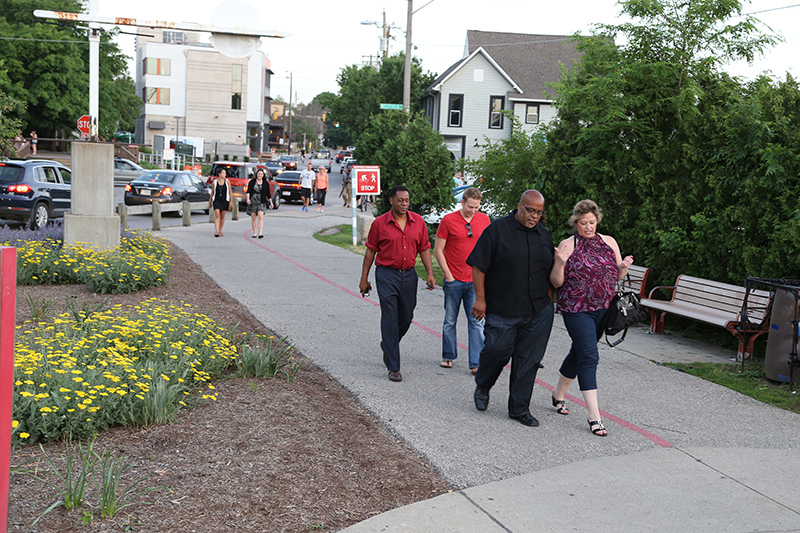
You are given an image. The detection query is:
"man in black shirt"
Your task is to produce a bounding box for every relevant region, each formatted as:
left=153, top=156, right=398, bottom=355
left=467, top=190, right=554, bottom=426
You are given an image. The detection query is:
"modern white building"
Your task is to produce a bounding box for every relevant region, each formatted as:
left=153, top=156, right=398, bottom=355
left=134, top=29, right=273, bottom=159
left=422, top=30, right=582, bottom=160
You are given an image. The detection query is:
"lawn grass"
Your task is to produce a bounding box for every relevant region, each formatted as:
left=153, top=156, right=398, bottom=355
left=314, top=224, right=444, bottom=287
left=665, top=358, right=800, bottom=413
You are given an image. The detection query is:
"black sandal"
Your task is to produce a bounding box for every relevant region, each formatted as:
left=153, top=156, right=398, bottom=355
left=551, top=395, right=569, bottom=415
left=588, top=419, right=608, bottom=437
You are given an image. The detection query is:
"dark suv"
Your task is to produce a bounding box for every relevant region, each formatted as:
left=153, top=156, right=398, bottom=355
left=0, top=159, right=72, bottom=228
left=207, top=161, right=281, bottom=209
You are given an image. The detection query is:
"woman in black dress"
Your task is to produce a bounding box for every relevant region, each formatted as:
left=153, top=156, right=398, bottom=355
left=246, top=168, right=271, bottom=238
left=210, top=169, right=232, bottom=237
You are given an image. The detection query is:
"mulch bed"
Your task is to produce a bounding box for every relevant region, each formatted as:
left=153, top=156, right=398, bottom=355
left=8, top=242, right=452, bottom=532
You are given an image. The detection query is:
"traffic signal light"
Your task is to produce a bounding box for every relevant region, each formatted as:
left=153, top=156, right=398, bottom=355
left=334, top=122, right=339, bottom=128
left=322, top=113, right=326, bottom=121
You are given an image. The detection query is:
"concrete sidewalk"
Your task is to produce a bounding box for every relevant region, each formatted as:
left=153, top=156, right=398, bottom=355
left=161, top=204, right=800, bottom=533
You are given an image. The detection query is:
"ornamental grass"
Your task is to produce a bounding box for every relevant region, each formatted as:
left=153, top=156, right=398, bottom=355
left=12, top=298, right=238, bottom=446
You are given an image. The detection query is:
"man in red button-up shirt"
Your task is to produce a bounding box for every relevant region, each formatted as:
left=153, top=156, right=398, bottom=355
left=360, top=185, right=436, bottom=382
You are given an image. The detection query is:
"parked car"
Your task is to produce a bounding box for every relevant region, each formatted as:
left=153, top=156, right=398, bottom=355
left=279, top=155, right=300, bottom=170
left=207, top=161, right=281, bottom=209
left=0, top=159, right=71, bottom=228
left=124, top=170, right=211, bottom=217
left=113, top=158, right=145, bottom=183
left=274, top=170, right=303, bottom=202
left=335, top=150, right=351, bottom=163
left=346, top=146, right=356, bottom=152
left=341, top=158, right=358, bottom=178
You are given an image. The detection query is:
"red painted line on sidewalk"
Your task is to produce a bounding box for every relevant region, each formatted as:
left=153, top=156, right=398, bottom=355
left=536, top=380, right=673, bottom=447
left=244, top=231, right=673, bottom=447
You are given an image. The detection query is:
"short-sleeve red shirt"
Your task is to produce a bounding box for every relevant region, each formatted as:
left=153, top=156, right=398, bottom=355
left=366, top=210, right=431, bottom=270
left=436, top=210, right=491, bottom=282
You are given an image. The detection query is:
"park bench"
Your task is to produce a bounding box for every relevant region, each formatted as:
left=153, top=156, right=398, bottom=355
left=626, top=264, right=653, bottom=298
left=641, top=275, right=772, bottom=367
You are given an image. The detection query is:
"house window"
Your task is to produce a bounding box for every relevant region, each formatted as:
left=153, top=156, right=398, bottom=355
left=144, top=87, right=170, bottom=105
left=448, top=94, right=463, bottom=127
left=232, top=64, right=243, bottom=110
left=143, top=58, right=171, bottom=76
left=525, top=104, right=540, bottom=124
left=489, top=96, right=504, bottom=129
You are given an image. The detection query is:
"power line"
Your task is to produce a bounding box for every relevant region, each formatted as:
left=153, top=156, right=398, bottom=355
left=744, top=3, right=800, bottom=16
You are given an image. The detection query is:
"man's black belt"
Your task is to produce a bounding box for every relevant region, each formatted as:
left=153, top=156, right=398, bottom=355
left=380, top=265, right=413, bottom=273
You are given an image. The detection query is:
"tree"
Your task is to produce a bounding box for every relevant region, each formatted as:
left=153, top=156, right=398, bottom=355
left=0, top=0, right=141, bottom=138
left=356, top=111, right=453, bottom=217
left=542, top=0, right=783, bottom=283
left=462, top=112, right=550, bottom=220
left=330, top=54, right=435, bottom=138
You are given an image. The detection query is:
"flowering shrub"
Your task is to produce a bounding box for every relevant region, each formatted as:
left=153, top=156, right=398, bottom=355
left=12, top=299, right=238, bottom=445
left=4, top=228, right=169, bottom=294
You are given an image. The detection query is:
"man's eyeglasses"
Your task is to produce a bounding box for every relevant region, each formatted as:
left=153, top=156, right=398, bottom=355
left=520, top=204, right=545, bottom=217
left=465, top=222, right=473, bottom=238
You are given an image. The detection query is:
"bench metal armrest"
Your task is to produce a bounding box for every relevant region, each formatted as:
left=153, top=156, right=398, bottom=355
left=647, top=285, right=676, bottom=300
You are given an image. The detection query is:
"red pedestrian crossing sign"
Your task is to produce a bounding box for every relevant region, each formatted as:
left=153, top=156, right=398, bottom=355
left=353, top=165, right=380, bottom=195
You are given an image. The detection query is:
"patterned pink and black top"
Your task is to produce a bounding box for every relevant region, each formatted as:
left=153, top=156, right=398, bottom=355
left=556, top=234, right=618, bottom=314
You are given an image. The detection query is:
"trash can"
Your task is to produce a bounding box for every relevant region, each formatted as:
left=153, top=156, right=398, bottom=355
left=764, top=288, right=799, bottom=383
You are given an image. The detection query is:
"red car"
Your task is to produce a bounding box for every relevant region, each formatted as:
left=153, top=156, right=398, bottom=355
left=335, top=150, right=351, bottom=163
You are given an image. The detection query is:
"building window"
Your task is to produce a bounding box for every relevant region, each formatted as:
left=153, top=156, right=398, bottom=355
left=489, top=96, right=504, bottom=129
left=448, top=94, right=463, bottom=127
left=143, top=57, right=171, bottom=76
left=525, top=104, right=540, bottom=124
left=232, top=64, right=243, bottom=110
left=163, top=31, right=185, bottom=44
left=144, top=87, right=170, bottom=105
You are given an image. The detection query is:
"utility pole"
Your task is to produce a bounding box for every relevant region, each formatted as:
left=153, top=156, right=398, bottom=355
left=403, top=0, right=413, bottom=112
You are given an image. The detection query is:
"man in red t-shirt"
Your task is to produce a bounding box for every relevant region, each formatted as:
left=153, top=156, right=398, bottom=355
left=434, top=187, right=492, bottom=374
left=360, top=185, right=436, bottom=382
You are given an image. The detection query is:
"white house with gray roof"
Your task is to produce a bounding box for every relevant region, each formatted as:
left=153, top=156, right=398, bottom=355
left=422, top=30, right=582, bottom=160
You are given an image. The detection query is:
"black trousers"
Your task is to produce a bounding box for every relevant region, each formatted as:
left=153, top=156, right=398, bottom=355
left=375, top=266, right=418, bottom=372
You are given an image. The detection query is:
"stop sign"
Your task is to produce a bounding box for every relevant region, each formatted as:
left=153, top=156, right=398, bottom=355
left=77, top=115, right=92, bottom=136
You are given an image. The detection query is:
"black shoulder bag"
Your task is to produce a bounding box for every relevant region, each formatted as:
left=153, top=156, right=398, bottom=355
left=600, top=275, right=645, bottom=347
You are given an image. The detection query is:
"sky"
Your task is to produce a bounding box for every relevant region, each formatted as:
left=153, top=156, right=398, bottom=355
left=99, top=0, right=800, bottom=105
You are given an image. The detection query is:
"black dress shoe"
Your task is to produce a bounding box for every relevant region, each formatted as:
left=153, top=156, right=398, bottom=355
left=388, top=370, right=402, bottom=382
left=509, top=413, right=540, bottom=427
left=474, top=387, right=490, bottom=411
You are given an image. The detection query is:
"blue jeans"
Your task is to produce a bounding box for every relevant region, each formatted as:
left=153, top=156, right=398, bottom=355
left=442, top=280, right=484, bottom=368
left=475, top=302, right=554, bottom=417
left=559, top=309, right=606, bottom=391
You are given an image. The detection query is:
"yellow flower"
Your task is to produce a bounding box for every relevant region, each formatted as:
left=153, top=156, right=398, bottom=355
left=11, top=420, right=19, bottom=428
left=19, top=433, right=30, bottom=439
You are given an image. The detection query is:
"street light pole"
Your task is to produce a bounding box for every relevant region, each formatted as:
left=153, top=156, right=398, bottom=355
left=403, top=0, right=413, bottom=112
left=287, top=71, right=293, bottom=154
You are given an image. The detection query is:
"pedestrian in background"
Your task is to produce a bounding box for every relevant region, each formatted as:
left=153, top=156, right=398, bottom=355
left=30, top=131, right=37, bottom=155
left=359, top=185, right=436, bottom=382
left=246, top=168, right=271, bottom=239
left=210, top=168, right=232, bottom=237
left=342, top=167, right=352, bottom=207
left=434, top=187, right=491, bottom=374
left=468, top=190, right=555, bottom=427
left=300, top=162, right=315, bottom=212
left=549, top=199, right=633, bottom=437
left=315, top=166, right=328, bottom=213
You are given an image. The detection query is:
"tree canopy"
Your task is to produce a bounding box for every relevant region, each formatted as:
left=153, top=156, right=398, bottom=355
left=469, top=0, right=797, bottom=284
left=0, top=0, right=141, bottom=138
left=329, top=54, right=435, bottom=139
left=356, top=111, right=454, bottom=217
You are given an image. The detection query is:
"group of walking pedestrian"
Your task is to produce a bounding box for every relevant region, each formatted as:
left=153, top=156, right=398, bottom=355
left=360, top=186, right=632, bottom=437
